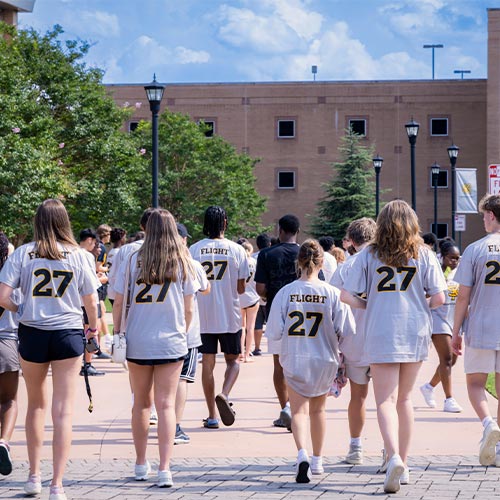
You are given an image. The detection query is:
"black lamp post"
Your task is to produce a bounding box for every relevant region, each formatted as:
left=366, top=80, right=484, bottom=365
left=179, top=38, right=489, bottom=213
left=447, top=143, right=460, bottom=240
left=144, top=74, right=165, bottom=208
left=405, top=118, right=420, bottom=211
left=372, top=155, right=383, bottom=218
left=431, top=162, right=440, bottom=242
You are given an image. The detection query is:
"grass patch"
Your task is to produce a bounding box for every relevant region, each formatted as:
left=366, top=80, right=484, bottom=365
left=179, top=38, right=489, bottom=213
left=104, top=298, right=112, bottom=313
left=486, top=373, right=497, bottom=399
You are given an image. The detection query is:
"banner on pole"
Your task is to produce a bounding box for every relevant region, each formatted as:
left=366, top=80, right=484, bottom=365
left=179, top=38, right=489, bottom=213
left=456, top=168, right=477, bottom=213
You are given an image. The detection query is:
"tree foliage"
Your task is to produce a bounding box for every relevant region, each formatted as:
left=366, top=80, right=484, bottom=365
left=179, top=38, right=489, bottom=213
left=311, top=130, right=377, bottom=241
left=132, top=114, right=267, bottom=240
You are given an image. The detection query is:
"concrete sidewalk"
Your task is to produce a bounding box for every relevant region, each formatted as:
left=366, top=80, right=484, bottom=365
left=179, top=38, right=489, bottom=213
left=2, top=340, right=499, bottom=498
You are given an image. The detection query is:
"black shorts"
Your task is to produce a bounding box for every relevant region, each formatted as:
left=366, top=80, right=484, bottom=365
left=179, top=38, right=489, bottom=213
left=97, top=284, right=108, bottom=302
left=199, top=331, right=242, bottom=355
left=127, top=355, right=186, bottom=366
left=82, top=304, right=102, bottom=325
left=180, top=347, right=198, bottom=383
left=18, top=323, right=85, bottom=363
left=255, top=305, right=266, bottom=330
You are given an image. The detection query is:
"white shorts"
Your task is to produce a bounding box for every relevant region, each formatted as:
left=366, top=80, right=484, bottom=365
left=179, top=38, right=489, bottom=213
left=346, top=364, right=371, bottom=385
left=464, top=346, right=500, bottom=374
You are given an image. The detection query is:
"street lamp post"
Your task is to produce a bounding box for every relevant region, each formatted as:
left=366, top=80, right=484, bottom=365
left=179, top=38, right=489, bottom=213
left=405, top=118, right=420, bottom=212
left=144, top=74, right=165, bottom=208
left=423, top=44, right=444, bottom=79
left=372, top=155, right=383, bottom=218
left=447, top=143, right=460, bottom=240
left=431, top=162, right=440, bottom=243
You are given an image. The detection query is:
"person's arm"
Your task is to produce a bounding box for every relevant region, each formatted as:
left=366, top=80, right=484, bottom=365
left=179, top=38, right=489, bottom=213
left=200, top=281, right=211, bottom=295
left=339, top=289, right=367, bottom=309
left=0, top=283, right=18, bottom=312
left=82, top=292, right=99, bottom=337
left=451, top=285, right=471, bottom=356
left=184, top=294, right=194, bottom=332
left=256, top=282, right=267, bottom=299
left=428, top=291, right=445, bottom=309
left=237, top=278, right=245, bottom=295
left=112, top=292, right=124, bottom=333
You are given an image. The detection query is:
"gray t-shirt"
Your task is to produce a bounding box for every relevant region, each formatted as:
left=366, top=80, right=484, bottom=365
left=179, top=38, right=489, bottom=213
left=453, top=232, right=500, bottom=349
left=114, top=251, right=198, bottom=360
left=187, top=259, right=209, bottom=349
left=0, top=243, right=97, bottom=330
left=431, top=267, right=459, bottom=336
left=0, top=289, right=21, bottom=340
left=343, top=246, right=446, bottom=364
left=267, top=279, right=355, bottom=397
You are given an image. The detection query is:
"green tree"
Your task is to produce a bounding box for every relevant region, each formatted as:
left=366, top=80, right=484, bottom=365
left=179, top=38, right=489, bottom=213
left=133, top=113, right=267, bottom=240
left=0, top=23, right=144, bottom=242
left=311, top=130, right=376, bottom=240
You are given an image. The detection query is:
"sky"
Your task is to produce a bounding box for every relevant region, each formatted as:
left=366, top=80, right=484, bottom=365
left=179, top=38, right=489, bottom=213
left=18, top=0, right=500, bottom=84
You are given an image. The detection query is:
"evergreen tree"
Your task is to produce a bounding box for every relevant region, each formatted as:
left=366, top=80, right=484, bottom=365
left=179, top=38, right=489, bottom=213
left=311, top=130, right=377, bottom=241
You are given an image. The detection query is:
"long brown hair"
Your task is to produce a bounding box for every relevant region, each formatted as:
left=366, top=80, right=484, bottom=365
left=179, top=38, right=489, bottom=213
left=138, top=209, right=193, bottom=284
left=297, top=239, right=324, bottom=277
left=34, top=199, right=78, bottom=260
left=370, top=200, right=423, bottom=268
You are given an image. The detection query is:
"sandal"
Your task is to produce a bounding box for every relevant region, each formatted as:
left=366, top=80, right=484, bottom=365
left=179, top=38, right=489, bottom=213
left=215, top=393, right=236, bottom=426
left=203, top=418, right=219, bottom=429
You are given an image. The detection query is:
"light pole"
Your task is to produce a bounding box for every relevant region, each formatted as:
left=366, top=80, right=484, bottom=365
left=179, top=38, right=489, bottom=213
left=423, top=44, right=444, bottom=79
left=405, top=118, right=420, bottom=211
left=447, top=143, right=460, bottom=240
left=431, top=162, right=440, bottom=243
left=454, top=69, right=471, bottom=79
left=144, top=74, right=165, bottom=208
left=372, top=155, right=383, bottom=218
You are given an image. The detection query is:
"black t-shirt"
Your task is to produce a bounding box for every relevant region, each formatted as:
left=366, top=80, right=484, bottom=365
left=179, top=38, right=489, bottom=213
left=255, top=242, right=300, bottom=318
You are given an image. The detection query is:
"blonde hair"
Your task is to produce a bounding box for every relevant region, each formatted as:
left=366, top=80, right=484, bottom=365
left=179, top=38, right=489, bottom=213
left=138, top=209, right=193, bottom=284
left=297, top=239, right=323, bottom=276
left=370, top=200, right=423, bottom=268
left=331, top=247, right=346, bottom=264
left=479, top=194, right=500, bottom=222
left=33, top=199, right=78, bottom=260
left=239, top=240, right=253, bottom=256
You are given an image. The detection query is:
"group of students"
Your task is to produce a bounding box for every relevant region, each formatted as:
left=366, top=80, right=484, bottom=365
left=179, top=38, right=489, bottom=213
left=0, top=195, right=499, bottom=497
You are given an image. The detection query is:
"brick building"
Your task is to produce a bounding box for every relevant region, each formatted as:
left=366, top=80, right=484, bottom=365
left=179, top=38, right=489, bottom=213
left=0, top=1, right=34, bottom=26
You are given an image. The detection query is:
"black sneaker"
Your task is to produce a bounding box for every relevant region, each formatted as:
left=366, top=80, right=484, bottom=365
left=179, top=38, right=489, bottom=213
left=80, top=364, right=106, bottom=376
left=252, top=349, right=262, bottom=356
left=93, top=351, right=111, bottom=360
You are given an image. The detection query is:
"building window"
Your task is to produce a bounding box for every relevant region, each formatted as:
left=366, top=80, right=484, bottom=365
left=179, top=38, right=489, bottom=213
left=129, top=121, right=139, bottom=133
left=348, top=119, right=367, bottom=137
left=277, top=119, right=295, bottom=138
left=430, top=118, right=448, bottom=136
left=430, top=223, right=448, bottom=239
left=197, top=119, right=215, bottom=137
left=429, top=169, right=449, bottom=188
left=277, top=171, right=295, bottom=189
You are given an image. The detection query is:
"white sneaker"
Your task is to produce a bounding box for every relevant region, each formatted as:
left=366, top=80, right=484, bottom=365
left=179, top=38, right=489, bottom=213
left=24, top=474, right=42, bottom=495
left=479, top=421, right=500, bottom=466
left=149, top=408, right=158, bottom=425
left=157, top=470, right=173, bottom=488
left=383, top=454, right=404, bottom=493
left=134, top=460, right=151, bottom=481
left=295, top=460, right=311, bottom=483
left=345, top=443, right=363, bottom=465
left=311, top=456, right=324, bottom=475
left=400, top=466, right=410, bottom=485
left=379, top=449, right=388, bottom=473
left=104, top=334, right=112, bottom=352
left=443, top=397, right=462, bottom=413
left=420, top=384, right=436, bottom=408
left=49, top=485, right=67, bottom=500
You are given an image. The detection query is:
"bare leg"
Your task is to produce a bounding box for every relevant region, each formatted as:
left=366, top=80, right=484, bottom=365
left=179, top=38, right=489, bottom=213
left=221, top=354, right=240, bottom=397
left=348, top=381, right=368, bottom=438
left=309, top=394, right=328, bottom=457
left=244, top=303, right=259, bottom=362
left=175, top=380, right=188, bottom=425
left=201, top=354, right=217, bottom=419
left=99, top=300, right=109, bottom=337
left=396, top=362, right=422, bottom=464
left=273, top=355, right=288, bottom=409
left=467, top=373, right=490, bottom=421
left=128, top=362, right=154, bottom=465
left=370, top=363, right=400, bottom=459
left=0, top=371, right=19, bottom=442
left=19, top=358, right=49, bottom=478
left=288, top=386, right=309, bottom=452
left=50, top=356, right=81, bottom=487
left=153, top=361, right=183, bottom=471
left=240, top=310, right=246, bottom=360
left=429, top=335, right=456, bottom=398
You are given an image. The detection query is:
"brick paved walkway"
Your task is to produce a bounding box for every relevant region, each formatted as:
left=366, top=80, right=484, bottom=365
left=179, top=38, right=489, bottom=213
left=2, top=456, right=500, bottom=499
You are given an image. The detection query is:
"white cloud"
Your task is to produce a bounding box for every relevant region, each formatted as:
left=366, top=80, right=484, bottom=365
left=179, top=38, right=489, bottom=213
left=78, top=11, right=120, bottom=38
left=174, top=47, right=210, bottom=64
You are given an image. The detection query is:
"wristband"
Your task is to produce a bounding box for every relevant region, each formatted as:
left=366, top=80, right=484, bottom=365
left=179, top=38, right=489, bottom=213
left=86, top=328, right=98, bottom=333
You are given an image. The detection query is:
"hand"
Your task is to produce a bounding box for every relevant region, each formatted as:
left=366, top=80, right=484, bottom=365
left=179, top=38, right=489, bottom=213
left=85, top=327, right=98, bottom=340
left=451, top=333, right=462, bottom=356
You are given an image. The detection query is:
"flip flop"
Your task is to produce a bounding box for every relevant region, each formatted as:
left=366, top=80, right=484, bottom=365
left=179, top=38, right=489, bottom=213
left=215, top=393, right=236, bottom=426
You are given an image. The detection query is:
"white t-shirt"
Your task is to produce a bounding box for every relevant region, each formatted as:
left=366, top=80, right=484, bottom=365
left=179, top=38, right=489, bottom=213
left=114, top=251, right=198, bottom=360
left=0, top=289, right=21, bottom=340
left=431, top=267, right=459, bottom=336
left=267, top=279, right=355, bottom=397
left=453, top=232, right=500, bottom=349
left=343, top=246, right=447, bottom=364
left=189, top=238, right=250, bottom=334
left=321, top=251, right=338, bottom=283
left=187, top=259, right=209, bottom=349
left=239, top=256, right=260, bottom=309
left=0, top=242, right=97, bottom=330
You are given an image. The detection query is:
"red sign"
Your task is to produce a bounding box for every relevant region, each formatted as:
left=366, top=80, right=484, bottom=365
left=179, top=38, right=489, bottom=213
left=490, top=164, right=500, bottom=195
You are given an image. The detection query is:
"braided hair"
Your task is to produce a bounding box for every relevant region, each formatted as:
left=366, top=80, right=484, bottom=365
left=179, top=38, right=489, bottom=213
left=203, top=206, right=227, bottom=238
left=0, top=232, right=9, bottom=270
